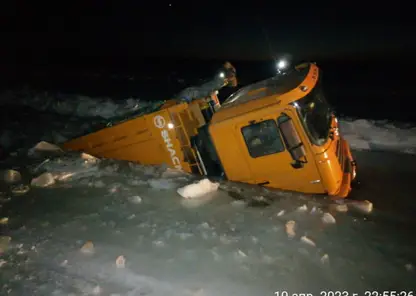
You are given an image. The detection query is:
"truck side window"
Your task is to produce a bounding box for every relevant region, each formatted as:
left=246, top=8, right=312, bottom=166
left=241, top=120, right=285, bottom=158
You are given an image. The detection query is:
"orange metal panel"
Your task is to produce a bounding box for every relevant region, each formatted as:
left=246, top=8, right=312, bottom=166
left=63, top=104, right=193, bottom=173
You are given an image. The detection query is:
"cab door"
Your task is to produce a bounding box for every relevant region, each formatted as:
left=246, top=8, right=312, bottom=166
left=237, top=109, right=322, bottom=194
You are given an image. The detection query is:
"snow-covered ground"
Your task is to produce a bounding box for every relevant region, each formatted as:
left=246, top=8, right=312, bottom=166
left=1, top=91, right=416, bottom=155
left=339, top=118, right=416, bottom=154
left=1, top=91, right=416, bottom=295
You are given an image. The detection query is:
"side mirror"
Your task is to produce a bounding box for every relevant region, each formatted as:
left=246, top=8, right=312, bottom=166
left=278, top=114, right=307, bottom=168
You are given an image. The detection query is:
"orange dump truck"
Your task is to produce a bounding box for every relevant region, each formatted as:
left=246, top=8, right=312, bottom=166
left=63, top=62, right=357, bottom=198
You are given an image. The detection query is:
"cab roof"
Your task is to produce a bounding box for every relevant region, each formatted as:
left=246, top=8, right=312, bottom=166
left=211, top=63, right=319, bottom=124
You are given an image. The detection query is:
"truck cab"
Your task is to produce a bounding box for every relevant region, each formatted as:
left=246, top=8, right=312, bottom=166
left=194, top=62, right=357, bottom=198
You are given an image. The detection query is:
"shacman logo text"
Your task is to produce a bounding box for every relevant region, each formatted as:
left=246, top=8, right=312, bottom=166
left=153, top=115, right=182, bottom=170
left=153, top=115, right=166, bottom=129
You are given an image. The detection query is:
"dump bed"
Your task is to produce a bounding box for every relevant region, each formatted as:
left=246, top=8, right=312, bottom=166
left=63, top=101, right=207, bottom=174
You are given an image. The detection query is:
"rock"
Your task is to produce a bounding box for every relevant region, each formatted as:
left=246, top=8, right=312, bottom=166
left=321, top=254, right=329, bottom=264
left=153, top=240, right=165, bottom=247
left=1, top=169, right=21, bottom=184
left=60, top=260, right=68, bottom=267
left=285, top=220, right=296, bottom=238
left=177, top=178, right=219, bottom=199
left=277, top=210, right=285, bottom=216
left=329, top=203, right=348, bottom=213
left=28, top=141, right=62, bottom=156
left=81, top=152, right=98, bottom=164
left=31, top=172, right=55, bottom=187
left=253, top=195, right=267, bottom=201
left=199, top=222, right=210, bottom=229
left=296, top=204, right=308, bottom=212
left=128, top=195, right=142, bottom=204
left=322, top=212, right=336, bottom=224
left=11, top=184, right=30, bottom=195
left=80, top=241, right=95, bottom=254
left=115, top=255, right=126, bottom=268
left=300, top=236, right=316, bottom=247
left=349, top=200, right=373, bottom=214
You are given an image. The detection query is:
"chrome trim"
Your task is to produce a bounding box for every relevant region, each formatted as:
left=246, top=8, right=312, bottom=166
left=194, top=146, right=208, bottom=176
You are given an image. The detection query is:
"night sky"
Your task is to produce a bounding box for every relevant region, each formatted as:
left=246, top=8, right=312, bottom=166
left=1, top=2, right=415, bottom=65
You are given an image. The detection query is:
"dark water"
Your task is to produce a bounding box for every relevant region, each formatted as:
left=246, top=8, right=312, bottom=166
left=1, top=58, right=415, bottom=122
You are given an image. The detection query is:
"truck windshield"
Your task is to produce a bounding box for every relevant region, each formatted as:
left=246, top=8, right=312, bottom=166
left=296, top=79, right=332, bottom=146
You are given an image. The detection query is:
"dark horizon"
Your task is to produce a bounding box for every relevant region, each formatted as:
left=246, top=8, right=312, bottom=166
left=2, top=51, right=415, bottom=77
left=2, top=2, right=415, bottom=66
left=1, top=2, right=415, bottom=123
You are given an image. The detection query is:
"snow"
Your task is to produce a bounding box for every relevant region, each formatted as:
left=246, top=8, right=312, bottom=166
left=0, top=148, right=415, bottom=293
left=339, top=119, right=416, bottom=154
left=0, top=91, right=416, bottom=294
left=321, top=212, right=336, bottom=224
left=0, top=90, right=145, bottom=119
left=1, top=169, right=22, bottom=184
left=346, top=199, right=374, bottom=214
left=127, top=195, right=142, bottom=204
left=1, top=90, right=415, bottom=155
left=28, top=141, right=63, bottom=156
left=177, top=179, right=220, bottom=199
left=30, top=172, right=56, bottom=187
